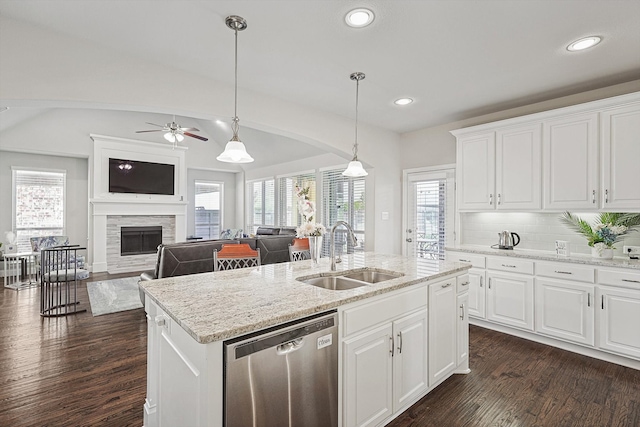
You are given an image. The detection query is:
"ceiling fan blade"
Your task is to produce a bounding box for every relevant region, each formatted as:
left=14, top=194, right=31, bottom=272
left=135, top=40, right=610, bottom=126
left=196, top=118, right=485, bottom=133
left=145, top=122, right=166, bottom=128
left=180, top=127, right=200, bottom=132
left=184, top=132, right=208, bottom=142
left=136, top=130, right=164, bottom=133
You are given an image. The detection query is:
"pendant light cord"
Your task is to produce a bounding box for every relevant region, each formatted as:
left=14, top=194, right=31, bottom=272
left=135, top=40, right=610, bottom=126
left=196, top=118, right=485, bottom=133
left=231, top=26, right=240, bottom=140
left=353, top=77, right=359, bottom=161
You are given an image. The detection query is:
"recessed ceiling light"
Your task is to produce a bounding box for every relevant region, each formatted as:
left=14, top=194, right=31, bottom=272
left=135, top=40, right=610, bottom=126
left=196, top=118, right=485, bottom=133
left=345, top=8, right=375, bottom=28
left=394, top=98, right=413, bottom=106
left=567, top=36, right=602, bottom=51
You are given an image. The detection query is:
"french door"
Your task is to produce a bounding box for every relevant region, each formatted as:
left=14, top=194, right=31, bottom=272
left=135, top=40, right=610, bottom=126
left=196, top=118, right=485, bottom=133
left=403, top=169, right=455, bottom=259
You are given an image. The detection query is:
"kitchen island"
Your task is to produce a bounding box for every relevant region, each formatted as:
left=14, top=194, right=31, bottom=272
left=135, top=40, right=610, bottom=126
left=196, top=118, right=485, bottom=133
left=140, top=252, right=471, bottom=427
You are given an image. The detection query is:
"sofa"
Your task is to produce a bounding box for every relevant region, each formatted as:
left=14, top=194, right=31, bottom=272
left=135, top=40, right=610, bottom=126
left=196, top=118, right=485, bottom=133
left=140, top=229, right=299, bottom=282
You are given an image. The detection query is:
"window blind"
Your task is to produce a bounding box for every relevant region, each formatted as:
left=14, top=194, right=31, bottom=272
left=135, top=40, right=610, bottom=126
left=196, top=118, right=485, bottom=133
left=247, top=178, right=275, bottom=234
left=14, top=169, right=66, bottom=252
left=321, top=168, right=365, bottom=256
left=278, top=173, right=316, bottom=227
left=194, top=181, right=222, bottom=239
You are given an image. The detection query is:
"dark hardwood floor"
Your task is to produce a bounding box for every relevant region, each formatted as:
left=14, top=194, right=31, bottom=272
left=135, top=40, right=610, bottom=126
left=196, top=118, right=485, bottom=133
left=1, top=273, right=639, bottom=426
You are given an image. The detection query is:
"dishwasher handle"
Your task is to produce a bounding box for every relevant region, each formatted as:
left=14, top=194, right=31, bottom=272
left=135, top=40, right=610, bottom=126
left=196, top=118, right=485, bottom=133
left=276, top=338, right=304, bottom=355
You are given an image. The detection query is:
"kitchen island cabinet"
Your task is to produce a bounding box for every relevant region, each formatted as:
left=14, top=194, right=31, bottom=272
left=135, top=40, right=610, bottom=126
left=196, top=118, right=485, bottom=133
left=140, top=252, right=470, bottom=427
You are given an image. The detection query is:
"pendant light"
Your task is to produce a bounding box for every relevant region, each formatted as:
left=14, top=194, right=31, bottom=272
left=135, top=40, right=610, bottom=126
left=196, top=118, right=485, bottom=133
left=342, top=72, right=368, bottom=177
left=217, top=15, right=254, bottom=163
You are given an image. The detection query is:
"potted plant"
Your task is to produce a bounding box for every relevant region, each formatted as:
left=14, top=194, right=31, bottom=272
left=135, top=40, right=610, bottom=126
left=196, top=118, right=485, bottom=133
left=560, top=212, right=640, bottom=259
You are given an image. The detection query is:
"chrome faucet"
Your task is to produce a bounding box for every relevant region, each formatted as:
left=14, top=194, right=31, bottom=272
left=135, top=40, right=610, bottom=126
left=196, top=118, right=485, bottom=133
left=330, top=221, right=358, bottom=271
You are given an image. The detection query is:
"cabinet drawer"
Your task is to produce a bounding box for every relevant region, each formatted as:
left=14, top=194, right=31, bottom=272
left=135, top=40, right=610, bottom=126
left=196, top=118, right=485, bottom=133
left=536, top=262, right=595, bottom=283
left=447, top=251, right=486, bottom=268
left=487, top=257, right=534, bottom=275
left=599, top=269, right=640, bottom=289
left=457, top=274, right=470, bottom=294
left=342, top=286, right=427, bottom=337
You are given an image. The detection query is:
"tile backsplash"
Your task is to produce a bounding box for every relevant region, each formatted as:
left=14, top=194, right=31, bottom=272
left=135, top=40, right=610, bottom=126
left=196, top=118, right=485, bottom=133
left=460, top=212, right=640, bottom=256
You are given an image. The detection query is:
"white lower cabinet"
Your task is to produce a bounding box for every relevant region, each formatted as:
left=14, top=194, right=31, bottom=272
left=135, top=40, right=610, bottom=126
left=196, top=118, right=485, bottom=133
left=467, top=268, right=486, bottom=319
left=535, top=278, right=595, bottom=346
left=457, top=292, right=469, bottom=366
left=343, top=310, right=428, bottom=427
left=428, top=278, right=457, bottom=386
left=597, top=285, right=640, bottom=359
left=486, top=271, right=534, bottom=331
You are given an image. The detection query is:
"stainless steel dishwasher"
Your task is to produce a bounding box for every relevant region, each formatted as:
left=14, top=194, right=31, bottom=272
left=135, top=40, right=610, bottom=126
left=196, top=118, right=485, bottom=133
left=224, top=310, right=338, bottom=427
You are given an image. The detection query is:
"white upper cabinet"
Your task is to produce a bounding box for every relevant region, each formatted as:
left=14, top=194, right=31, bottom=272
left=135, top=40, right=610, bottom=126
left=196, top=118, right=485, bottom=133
left=452, top=92, right=640, bottom=213
left=601, top=104, right=640, bottom=210
left=495, top=123, right=542, bottom=210
left=457, top=132, right=495, bottom=210
left=543, top=113, right=599, bottom=210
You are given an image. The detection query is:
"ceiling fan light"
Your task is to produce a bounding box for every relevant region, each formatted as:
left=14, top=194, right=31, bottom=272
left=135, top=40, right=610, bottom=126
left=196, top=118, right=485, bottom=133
left=164, top=132, right=176, bottom=143
left=175, top=133, right=185, bottom=142
left=342, top=160, right=368, bottom=177
left=217, top=140, right=254, bottom=163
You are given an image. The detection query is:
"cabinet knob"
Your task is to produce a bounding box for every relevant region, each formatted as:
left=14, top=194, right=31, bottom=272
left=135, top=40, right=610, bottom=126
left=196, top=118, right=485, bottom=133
left=154, top=315, right=167, bottom=327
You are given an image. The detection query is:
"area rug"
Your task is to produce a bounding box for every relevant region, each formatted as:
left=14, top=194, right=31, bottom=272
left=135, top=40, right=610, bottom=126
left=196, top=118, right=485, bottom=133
left=87, top=276, right=143, bottom=316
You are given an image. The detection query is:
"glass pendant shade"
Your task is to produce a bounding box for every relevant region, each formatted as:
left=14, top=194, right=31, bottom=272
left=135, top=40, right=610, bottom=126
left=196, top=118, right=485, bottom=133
left=342, top=160, right=368, bottom=177
left=217, top=140, right=254, bottom=163
left=164, top=132, right=184, bottom=143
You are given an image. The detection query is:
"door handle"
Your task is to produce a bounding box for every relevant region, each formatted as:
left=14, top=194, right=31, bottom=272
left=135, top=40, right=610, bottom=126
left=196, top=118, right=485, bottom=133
left=389, top=336, right=394, bottom=356
left=480, top=276, right=483, bottom=287
left=601, top=295, right=605, bottom=310
left=154, top=315, right=167, bottom=327
left=497, top=193, right=501, bottom=205
left=441, top=282, right=452, bottom=288
left=397, top=331, right=403, bottom=354
left=460, top=304, right=465, bottom=320
left=592, top=190, right=596, bottom=204
left=488, top=278, right=491, bottom=289
left=605, top=189, right=609, bottom=203
left=489, top=193, right=493, bottom=205
left=587, top=293, right=591, bottom=307
left=406, top=238, right=413, bottom=243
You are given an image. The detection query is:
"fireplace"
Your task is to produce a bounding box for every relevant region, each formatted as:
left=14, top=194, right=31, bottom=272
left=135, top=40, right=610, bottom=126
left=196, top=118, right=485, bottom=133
left=121, top=226, right=162, bottom=256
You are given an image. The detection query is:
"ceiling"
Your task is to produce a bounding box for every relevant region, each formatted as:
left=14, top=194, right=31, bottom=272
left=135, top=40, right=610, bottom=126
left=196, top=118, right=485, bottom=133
left=1, top=0, right=639, bottom=134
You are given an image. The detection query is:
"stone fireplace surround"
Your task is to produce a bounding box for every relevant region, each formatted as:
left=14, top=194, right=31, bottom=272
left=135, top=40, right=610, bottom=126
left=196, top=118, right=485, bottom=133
left=90, top=135, right=188, bottom=273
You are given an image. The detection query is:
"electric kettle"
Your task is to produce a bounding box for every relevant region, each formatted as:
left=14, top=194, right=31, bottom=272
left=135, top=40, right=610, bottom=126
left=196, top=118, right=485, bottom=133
left=498, top=230, right=520, bottom=250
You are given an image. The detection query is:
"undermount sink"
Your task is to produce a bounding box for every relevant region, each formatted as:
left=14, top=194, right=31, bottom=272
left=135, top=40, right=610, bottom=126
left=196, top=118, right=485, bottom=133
left=341, top=270, right=403, bottom=283
left=298, top=269, right=404, bottom=291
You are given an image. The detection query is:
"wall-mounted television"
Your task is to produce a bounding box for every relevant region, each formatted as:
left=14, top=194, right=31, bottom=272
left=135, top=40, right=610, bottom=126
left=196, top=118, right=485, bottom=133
left=108, top=158, right=175, bottom=195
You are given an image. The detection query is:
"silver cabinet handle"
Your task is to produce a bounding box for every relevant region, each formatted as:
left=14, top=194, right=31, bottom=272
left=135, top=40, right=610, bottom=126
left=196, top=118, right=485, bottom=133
left=497, top=193, right=501, bottom=205
left=489, top=193, right=493, bottom=205
left=389, top=336, right=394, bottom=356
left=441, top=282, right=452, bottom=288
left=622, top=279, right=640, bottom=284
left=587, top=293, right=591, bottom=307
left=397, top=332, right=403, bottom=354
left=460, top=304, right=465, bottom=320
left=601, top=295, right=605, bottom=310
left=480, top=276, right=483, bottom=287
left=461, top=282, right=470, bottom=286
left=459, top=258, right=471, bottom=263
left=154, top=315, right=166, bottom=327
left=554, top=270, right=572, bottom=275
left=488, top=277, right=491, bottom=289
left=605, top=189, right=609, bottom=203
left=592, top=190, right=596, bottom=204
left=502, top=264, right=517, bottom=268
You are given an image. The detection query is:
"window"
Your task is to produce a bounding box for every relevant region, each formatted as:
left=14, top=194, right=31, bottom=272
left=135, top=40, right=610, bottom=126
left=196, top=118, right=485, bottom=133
left=321, top=168, right=365, bottom=256
left=13, top=168, right=66, bottom=252
left=278, top=173, right=316, bottom=227
left=247, top=179, right=275, bottom=234
left=194, top=181, right=223, bottom=239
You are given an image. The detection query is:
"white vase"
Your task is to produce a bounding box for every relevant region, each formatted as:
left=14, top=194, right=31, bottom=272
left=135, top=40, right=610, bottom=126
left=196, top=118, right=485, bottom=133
left=308, top=235, right=323, bottom=264
left=591, top=247, right=613, bottom=259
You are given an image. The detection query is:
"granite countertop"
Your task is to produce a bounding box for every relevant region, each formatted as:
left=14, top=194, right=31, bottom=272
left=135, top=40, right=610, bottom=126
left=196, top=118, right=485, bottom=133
left=139, top=252, right=470, bottom=344
left=446, top=245, right=640, bottom=270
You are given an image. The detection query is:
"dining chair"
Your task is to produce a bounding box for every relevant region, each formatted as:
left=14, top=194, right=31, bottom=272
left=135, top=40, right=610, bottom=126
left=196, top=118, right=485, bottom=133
left=288, top=238, right=311, bottom=262
left=213, top=243, right=261, bottom=271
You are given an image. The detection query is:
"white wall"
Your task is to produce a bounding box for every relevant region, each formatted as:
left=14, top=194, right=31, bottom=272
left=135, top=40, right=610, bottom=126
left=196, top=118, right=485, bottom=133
left=0, top=151, right=89, bottom=251
left=187, top=168, right=239, bottom=236
left=0, top=16, right=404, bottom=254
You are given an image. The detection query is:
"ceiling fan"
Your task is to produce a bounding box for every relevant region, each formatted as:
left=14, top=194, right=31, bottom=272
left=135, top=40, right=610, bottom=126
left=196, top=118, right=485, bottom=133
left=136, top=115, right=209, bottom=145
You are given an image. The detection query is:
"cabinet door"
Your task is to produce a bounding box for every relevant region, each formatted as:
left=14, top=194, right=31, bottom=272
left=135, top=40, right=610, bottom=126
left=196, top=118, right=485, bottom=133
left=543, top=113, right=599, bottom=210
left=343, top=324, right=394, bottom=427
left=597, top=286, right=640, bottom=359
left=535, top=278, right=595, bottom=346
left=495, top=124, right=542, bottom=210
left=428, top=279, right=457, bottom=386
left=468, top=269, right=486, bottom=319
left=457, top=133, right=495, bottom=210
left=487, top=272, right=534, bottom=331
left=457, top=292, right=469, bottom=366
left=392, top=310, right=428, bottom=412
left=601, top=104, right=640, bottom=209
